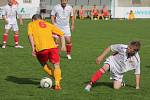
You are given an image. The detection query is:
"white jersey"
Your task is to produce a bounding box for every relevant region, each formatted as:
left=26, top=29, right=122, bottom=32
left=51, top=4, right=73, bottom=27
left=105, top=44, right=140, bottom=75
left=2, top=4, right=19, bottom=24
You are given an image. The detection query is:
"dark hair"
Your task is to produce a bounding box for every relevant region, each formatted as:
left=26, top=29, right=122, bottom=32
left=129, top=41, right=141, bottom=51
left=32, top=14, right=42, bottom=20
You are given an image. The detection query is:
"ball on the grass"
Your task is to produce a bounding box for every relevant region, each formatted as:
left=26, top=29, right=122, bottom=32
left=40, top=77, right=52, bottom=88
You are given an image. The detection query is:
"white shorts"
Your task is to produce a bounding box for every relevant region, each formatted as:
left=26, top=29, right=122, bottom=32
left=104, top=59, right=123, bottom=82
left=5, top=23, right=19, bottom=32
left=57, top=25, right=71, bottom=36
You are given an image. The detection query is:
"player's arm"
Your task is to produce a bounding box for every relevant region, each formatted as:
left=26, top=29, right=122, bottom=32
left=96, top=46, right=111, bottom=64
left=2, top=15, right=8, bottom=24
left=71, top=7, right=75, bottom=32
left=28, top=34, right=36, bottom=57
left=135, top=74, right=140, bottom=89
left=51, top=15, right=55, bottom=24
left=2, top=8, right=8, bottom=24
left=16, top=8, right=23, bottom=25
left=28, top=24, right=36, bottom=56
left=52, top=25, right=65, bottom=51
left=18, top=14, right=23, bottom=25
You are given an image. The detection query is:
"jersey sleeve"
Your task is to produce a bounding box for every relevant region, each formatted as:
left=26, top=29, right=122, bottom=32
left=51, top=6, right=57, bottom=16
left=70, top=7, right=74, bottom=16
left=52, top=25, right=64, bottom=36
left=2, top=6, right=6, bottom=16
left=27, top=23, right=33, bottom=36
left=134, top=53, right=141, bottom=74
left=110, top=44, right=127, bottom=53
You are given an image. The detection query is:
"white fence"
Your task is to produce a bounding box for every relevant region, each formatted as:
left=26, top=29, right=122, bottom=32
left=114, top=7, right=150, bottom=18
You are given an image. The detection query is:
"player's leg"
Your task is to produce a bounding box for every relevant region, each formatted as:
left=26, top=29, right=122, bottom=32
left=65, top=36, right=72, bottom=59
left=49, top=48, right=62, bottom=90
left=85, top=64, right=110, bottom=91
left=36, top=50, right=54, bottom=77
left=2, top=24, right=11, bottom=48
left=13, top=24, right=23, bottom=48
left=91, top=13, right=94, bottom=20
left=113, top=80, right=122, bottom=90
left=112, top=74, right=123, bottom=90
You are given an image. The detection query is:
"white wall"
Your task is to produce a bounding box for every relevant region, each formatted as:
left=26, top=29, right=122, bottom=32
left=114, top=7, right=150, bottom=18
left=0, top=0, right=40, bottom=19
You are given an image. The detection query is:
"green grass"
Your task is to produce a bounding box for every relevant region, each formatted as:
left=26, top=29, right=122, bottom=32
left=0, top=19, right=150, bottom=100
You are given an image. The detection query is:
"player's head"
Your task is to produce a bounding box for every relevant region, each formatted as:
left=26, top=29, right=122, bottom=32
left=8, top=0, right=13, bottom=6
left=32, top=14, right=42, bottom=21
left=61, top=0, right=68, bottom=8
left=127, top=41, right=141, bottom=56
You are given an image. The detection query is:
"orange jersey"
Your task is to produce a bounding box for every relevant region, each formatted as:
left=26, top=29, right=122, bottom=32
left=128, top=13, right=135, bottom=20
left=28, top=20, right=64, bottom=52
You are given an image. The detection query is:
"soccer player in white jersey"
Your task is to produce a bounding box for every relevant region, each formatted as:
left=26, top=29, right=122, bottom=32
left=51, top=0, right=75, bottom=60
left=1, top=0, right=23, bottom=48
left=85, top=41, right=141, bottom=91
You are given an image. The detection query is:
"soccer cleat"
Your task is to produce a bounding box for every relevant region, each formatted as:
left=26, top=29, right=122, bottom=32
left=67, top=54, right=72, bottom=60
left=55, top=85, right=62, bottom=90
left=121, top=81, right=126, bottom=86
left=15, top=45, right=24, bottom=48
left=85, top=84, right=92, bottom=92
left=2, top=45, right=6, bottom=49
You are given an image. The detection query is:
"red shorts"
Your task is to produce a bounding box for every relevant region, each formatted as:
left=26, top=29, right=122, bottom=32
left=93, top=12, right=98, bottom=16
left=36, top=48, right=60, bottom=64
left=103, top=12, right=109, bottom=16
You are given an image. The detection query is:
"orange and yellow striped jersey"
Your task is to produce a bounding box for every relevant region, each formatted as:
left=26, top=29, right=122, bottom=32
left=28, top=20, right=64, bottom=52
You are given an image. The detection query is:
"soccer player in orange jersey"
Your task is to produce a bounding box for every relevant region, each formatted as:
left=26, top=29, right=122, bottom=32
left=128, top=10, right=135, bottom=20
left=27, top=14, right=64, bottom=90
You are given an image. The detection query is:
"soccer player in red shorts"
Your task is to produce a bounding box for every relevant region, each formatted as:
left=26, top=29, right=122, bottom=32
left=27, top=14, right=64, bottom=90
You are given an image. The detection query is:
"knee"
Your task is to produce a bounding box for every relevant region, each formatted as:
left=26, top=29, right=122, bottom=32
left=113, top=81, right=122, bottom=90
left=113, top=85, right=121, bottom=90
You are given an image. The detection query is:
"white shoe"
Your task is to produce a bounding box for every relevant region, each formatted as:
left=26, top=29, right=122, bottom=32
left=121, top=81, right=126, bottom=86
left=2, top=45, right=6, bottom=49
left=85, top=84, right=92, bottom=92
left=67, top=54, right=72, bottom=60
left=15, top=45, right=24, bottom=48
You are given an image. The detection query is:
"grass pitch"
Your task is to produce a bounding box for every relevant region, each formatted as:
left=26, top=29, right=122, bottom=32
left=0, top=19, right=150, bottom=100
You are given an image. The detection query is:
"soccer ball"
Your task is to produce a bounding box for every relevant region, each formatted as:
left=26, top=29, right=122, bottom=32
left=94, top=18, right=97, bottom=20
left=40, top=77, right=52, bottom=88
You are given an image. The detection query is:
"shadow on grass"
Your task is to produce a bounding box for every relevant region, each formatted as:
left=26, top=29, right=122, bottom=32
left=0, top=43, right=15, bottom=48
left=145, top=65, right=150, bottom=68
left=84, top=81, right=113, bottom=89
left=84, top=81, right=135, bottom=89
left=5, top=76, right=39, bottom=85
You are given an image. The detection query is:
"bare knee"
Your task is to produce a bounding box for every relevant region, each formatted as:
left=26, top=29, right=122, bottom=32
left=113, top=80, right=122, bottom=90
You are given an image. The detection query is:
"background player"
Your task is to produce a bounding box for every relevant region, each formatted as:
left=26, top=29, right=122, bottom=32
left=2, top=0, right=23, bottom=48
left=85, top=41, right=141, bottom=91
left=51, top=0, right=75, bottom=60
left=27, top=14, right=64, bottom=90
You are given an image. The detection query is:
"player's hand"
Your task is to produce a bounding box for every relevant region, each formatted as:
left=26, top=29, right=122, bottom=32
left=4, top=20, right=8, bottom=24
left=20, top=21, right=23, bottom=25
left=61, top=46, right=66, bottom=52
left=32, top=51, right=36, bottom=57
left=96, top=56, right=103, bottom=64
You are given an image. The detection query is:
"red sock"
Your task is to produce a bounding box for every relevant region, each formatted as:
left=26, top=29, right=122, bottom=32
left=66, top=44, right=72, bottom=54
left=91, top=68, right=106, bottom=84
left=14, top=34, right=19, bottom=46
left=3, top=34, right=8, bottom=44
